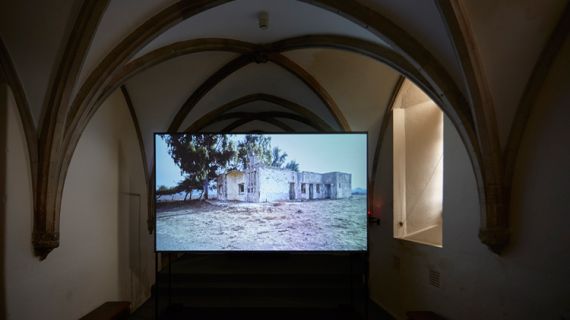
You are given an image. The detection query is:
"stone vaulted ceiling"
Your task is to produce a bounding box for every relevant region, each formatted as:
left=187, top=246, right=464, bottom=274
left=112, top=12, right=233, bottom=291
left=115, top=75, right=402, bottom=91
left=0, top=0, right=567, bottom=258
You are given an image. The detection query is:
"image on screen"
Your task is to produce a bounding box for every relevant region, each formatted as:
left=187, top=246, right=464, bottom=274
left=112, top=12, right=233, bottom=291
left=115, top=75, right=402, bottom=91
left=155, top=133, right=367, bottom=252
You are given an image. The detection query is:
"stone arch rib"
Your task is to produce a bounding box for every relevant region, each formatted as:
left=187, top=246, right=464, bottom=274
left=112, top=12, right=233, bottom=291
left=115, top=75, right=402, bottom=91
left=34, top=0, right=109, bottom=259
left=369, top=76, right=405, bottom=211
left=36, top=0, right=502, bottom=257
left=120, top=86, right=154, bottom=234
left=52, top=33, right=477, bottom=256
left=503, top=5, right=570, bottom=211
left=187, top=111, right=326, bottom=132
left=166, top=49, right=348, bottom=132
left=302, top=0, right=505, bottom=253
left=186, top=93, right=333, bottom=132
left=221, top=117, right=293, bottom=132
left=71, top=39, right=258, bottom=137
left=266, top=53, right=349, bottom=131
left=168, top=53, right=254, bottom=132
left=0, top=37, right=38, bottom=200
left=436, top=0, right=507, bottom=252
left=65, top=1, right=234, bottom=133
left=270, top=35, right=473, bottom=128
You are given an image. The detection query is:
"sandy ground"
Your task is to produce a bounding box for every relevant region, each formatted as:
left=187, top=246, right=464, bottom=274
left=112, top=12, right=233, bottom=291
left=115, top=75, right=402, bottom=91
left=156, top=195, right=367, bottom=251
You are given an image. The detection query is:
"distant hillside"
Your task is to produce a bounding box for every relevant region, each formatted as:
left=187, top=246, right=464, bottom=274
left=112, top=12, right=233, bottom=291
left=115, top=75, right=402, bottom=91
left=352, top=188, right=366, bottom=195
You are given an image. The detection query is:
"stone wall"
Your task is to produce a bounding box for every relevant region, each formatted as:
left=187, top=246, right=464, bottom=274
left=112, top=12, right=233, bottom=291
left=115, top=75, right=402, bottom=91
left=336, top=173, right=352, bottom=198
left=217, top=166, right=352, bottom=202
left=245, top=165, right=260, bottom=202
left=218, top=170, right=246, bottom=201
left=258, top=167, right=296, bottom=202
left=298, top=171, right=324, bottom=200
left=321, top=172, right=351, bottom=199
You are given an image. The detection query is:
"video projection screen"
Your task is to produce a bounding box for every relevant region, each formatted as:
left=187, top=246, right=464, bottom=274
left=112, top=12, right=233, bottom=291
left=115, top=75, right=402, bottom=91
left=154, top=133, right=367, bottom=252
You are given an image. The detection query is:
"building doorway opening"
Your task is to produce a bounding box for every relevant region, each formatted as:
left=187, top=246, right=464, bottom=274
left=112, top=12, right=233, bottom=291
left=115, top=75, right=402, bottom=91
left=325, top=184, right=331, bottom=199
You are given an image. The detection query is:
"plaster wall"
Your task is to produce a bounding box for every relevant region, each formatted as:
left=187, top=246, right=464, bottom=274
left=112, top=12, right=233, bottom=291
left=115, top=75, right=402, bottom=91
left=299, top=171, right=324, bottom=201
left=462, top=0, right=567, bottom=148
left=369, top=37, right=570, bottom=319
left=402, top=102, right=443, bottom=236
left=258, top=167, right=295, bottom=202
left=3, top=89, right=153, bottom=319
left=220, top=171, right=246, bottom=201
left=332, top=173, right=352, bottom=199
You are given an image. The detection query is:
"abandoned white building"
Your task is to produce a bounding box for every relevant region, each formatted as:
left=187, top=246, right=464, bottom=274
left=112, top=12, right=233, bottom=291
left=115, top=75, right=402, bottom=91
left=216, top=159, right=352, bottom=203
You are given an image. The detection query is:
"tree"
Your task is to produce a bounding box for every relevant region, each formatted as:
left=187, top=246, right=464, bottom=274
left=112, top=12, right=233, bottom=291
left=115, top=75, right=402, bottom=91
left=271, top=147, right=288, bottom=168
left=164, top=134, right=235, bottom=200
left=176, top=177, right=201, bottom=201
left=285, top=160, right=300, bottom=172
left=156, top=185, right=178, bottom=201
left=156, top=185, right=169, bottom=193
left=236, top=134, right=272, bottom=169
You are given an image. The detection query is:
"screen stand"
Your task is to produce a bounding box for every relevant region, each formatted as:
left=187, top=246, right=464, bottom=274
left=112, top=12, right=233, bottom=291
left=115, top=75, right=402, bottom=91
left=154, top=252, right=158, bottom=320
left=155, top=253, right=177, bottom=319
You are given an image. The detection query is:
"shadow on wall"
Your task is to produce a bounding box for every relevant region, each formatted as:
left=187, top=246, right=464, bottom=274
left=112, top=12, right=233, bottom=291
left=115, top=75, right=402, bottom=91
left=1, top=84, right=7, bottom=318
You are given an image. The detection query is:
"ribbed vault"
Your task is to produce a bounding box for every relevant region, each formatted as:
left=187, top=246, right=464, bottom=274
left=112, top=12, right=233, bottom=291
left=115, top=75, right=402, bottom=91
left=2, top=0, right=559, bottom=258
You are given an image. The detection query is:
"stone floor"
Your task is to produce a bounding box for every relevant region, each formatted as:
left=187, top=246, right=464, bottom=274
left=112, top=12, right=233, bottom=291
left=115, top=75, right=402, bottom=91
left=129, top=296, right=394, bottom=320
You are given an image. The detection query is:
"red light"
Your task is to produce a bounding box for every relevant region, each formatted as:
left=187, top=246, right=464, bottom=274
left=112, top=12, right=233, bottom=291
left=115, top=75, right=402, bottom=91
left=367, top=209, right=371, bottom=217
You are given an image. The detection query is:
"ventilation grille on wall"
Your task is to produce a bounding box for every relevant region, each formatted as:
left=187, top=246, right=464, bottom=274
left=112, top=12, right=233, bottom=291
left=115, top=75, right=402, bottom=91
left=429, top=269, right=441, bottom=288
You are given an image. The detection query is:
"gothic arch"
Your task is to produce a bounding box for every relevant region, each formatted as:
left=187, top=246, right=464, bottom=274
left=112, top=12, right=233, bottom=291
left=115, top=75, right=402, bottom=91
left=221, top=118, right=293, bottom=132
left=32, top=0, right=507, bottom=257
left=0, top=37, right=38, bottom=200
left=302, top=0, right=506, bottom=253
left=188, top=111, right=326, bottom=132
left=186, top=94, right=333, bottom=133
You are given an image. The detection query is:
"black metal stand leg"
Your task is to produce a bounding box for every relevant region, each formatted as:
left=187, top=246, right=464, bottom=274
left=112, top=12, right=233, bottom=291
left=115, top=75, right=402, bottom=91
left=155, top=252, right=159, bottom=320
left=168, top=253, right=172, bottom=308
left=349, top=253, right=354, bottom=307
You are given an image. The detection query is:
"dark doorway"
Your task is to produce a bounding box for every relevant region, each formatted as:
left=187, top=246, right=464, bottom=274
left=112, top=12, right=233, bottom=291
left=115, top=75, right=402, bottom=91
left=289, top=183, right=295, bottom=200
left=309, top=184, right=314, bottom=200
left=325, top=184, right=331, bottom=199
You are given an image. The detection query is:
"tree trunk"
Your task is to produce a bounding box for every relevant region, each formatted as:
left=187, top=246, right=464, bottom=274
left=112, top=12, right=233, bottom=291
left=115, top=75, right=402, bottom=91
left=184, top=191, right=189, bottom=201
left=202, top=180, right=209, bottom=200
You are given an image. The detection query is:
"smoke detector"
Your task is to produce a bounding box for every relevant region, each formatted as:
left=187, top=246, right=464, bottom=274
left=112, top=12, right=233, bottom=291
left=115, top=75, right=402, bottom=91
left=258, top=11, right=269, bottom=30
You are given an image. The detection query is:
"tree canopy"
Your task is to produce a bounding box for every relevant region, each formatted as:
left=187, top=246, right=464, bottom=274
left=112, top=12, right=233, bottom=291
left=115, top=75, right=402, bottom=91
left=271, top=147, right=288, bottom=168
left=285, top=160, right=300, bottom=172
left=162, top=134, right=302, bottom=201
left=236, top=134, right=272, bottom=169
left=164, top=134, right=235, bottom=200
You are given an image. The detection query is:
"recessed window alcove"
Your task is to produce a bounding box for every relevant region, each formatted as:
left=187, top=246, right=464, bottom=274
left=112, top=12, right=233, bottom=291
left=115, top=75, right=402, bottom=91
left=393, top=82, right=443, bottom=248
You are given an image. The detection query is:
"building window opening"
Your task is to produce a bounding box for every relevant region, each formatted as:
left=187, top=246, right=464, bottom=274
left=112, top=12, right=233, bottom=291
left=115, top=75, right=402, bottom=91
left=301, top=183, right=306, bottom=194
left=393, top=80, right=443, bottom=248
left=239, top=183, right=245, bottom=194
left=316, top=184, right=320, bottom=193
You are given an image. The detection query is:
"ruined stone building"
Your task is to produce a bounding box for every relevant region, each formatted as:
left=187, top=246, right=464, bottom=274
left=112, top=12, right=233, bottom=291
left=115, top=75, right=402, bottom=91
left=216, top=160, right=352, bottom=203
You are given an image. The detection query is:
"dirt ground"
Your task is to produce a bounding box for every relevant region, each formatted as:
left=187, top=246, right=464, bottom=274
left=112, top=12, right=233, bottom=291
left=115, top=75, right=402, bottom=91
left=156, top=195, right=367, bottom=251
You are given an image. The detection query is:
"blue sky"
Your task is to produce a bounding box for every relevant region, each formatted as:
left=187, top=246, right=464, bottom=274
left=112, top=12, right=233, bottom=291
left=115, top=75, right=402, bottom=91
left=155, top=134, right=368, bottom=189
